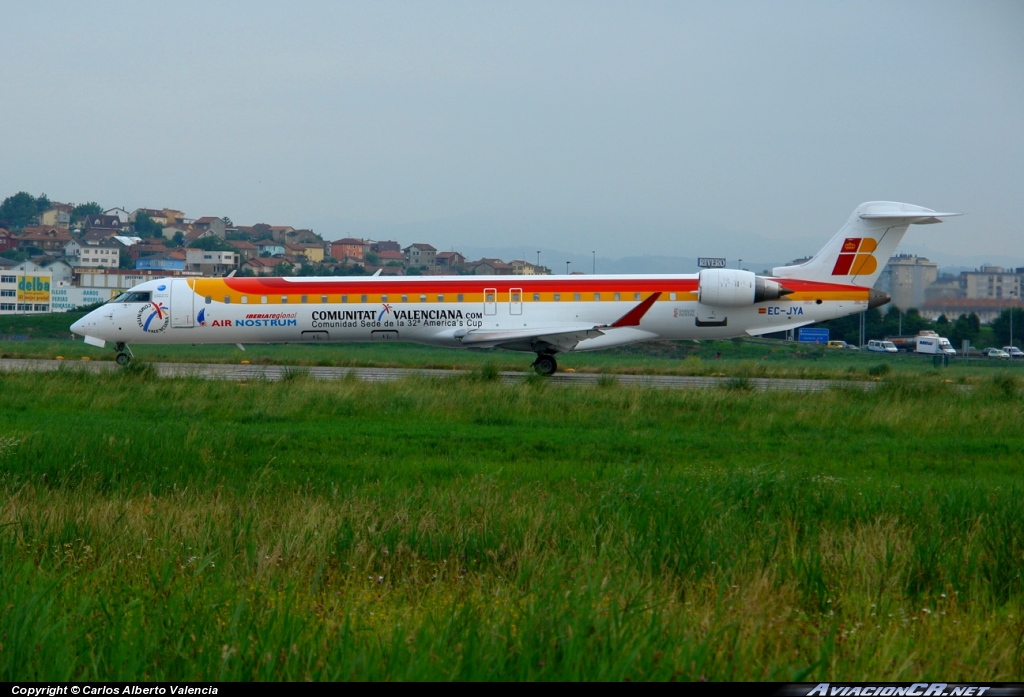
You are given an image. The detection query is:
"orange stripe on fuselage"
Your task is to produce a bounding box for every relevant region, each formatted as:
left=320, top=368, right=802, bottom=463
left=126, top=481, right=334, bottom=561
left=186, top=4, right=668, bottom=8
left=190, top=277, right=870, bottom=305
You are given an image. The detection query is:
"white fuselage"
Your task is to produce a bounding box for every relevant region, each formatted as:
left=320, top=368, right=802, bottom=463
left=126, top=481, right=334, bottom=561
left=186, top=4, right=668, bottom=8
left=71, top=274, right=867, bottom=352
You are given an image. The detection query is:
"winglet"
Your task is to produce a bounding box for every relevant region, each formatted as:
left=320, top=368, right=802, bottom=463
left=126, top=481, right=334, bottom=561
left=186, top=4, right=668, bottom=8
left=609, top=292, right=662, bottom=328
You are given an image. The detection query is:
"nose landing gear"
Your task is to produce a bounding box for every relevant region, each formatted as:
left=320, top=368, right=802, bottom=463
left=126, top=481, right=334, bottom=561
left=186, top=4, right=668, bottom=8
left=114, top=342, right=133, bottom=366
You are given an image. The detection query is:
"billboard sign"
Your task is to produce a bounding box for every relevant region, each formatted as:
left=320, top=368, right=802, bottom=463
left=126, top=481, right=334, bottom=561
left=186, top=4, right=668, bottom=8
left=17, top=276, right=51, bottom=303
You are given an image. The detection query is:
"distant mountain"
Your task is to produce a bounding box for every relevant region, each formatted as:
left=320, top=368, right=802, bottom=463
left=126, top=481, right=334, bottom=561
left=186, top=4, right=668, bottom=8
left=317, top=211, right=1024, bottom=275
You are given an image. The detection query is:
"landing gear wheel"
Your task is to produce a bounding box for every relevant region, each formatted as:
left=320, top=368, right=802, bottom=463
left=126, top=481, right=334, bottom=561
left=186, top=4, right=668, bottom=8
left=533, top=354, right=558, bottom=376
left=114, top=342, right=133, bottom=366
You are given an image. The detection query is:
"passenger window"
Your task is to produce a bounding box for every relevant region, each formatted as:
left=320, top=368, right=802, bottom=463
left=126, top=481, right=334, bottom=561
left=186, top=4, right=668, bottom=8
left=438, top=294, right=444, bottom=302
left=361, top=295, right=367, bottom=303
left=341, top=295, right=347, bottom=303
left=512, top=292, right=520, bottom=303
left=614, top=293, right=621, bottom=301
left=420, top=295, right=426, bottom=302
left=457, top=294, right=464, bottom=302
left=670, top=292, right=676, bottom=301
left=261, top=296, right=268, bottom=304
left=635, top=292, right=641, bottom=301
left=554, top=293, right=560, bottom=301
left=594, top=293, right=601, bottom=301
left=205, top=296, right=212, bottom=304
left=281, top=296, right=288, bottom=303
left=301, top=296, right=307, bottom=303
left=533, top=293, right=540, bottom=302
left=224, top=297, right=231, bottom=304
left=574, top=293, right=580, bottom=301
left=402, top=295, right=408, bottom=302
left=241, top=296, right=248, bottom=304
left=486, top=292, right=495, bottom=303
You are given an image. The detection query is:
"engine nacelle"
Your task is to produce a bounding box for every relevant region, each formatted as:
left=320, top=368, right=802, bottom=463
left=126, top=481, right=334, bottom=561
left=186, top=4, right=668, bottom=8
left=697, top=269, right=792, bottom=307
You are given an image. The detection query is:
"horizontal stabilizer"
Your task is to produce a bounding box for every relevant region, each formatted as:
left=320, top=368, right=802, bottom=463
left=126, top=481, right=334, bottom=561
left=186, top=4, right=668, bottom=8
left=860, top=210, right=962, bottom=225
left=773, top=202, right=961, bottom=287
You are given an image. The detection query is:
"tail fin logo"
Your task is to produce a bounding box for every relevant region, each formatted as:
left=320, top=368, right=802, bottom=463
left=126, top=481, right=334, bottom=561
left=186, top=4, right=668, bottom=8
left=832, top=238, right=878, bottom=276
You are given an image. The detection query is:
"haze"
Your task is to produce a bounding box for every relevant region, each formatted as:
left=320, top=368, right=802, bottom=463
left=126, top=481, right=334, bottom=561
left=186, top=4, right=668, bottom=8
left=2, top=1, right=1021, bottom=269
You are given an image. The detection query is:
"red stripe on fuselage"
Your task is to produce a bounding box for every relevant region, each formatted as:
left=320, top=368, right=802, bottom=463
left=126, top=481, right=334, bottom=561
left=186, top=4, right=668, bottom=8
left=220, top=277, right=701, bottom=295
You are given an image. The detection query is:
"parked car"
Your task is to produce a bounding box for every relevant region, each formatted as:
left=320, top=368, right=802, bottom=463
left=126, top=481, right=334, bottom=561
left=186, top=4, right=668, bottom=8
left=982, top=348, right=1010, bottom=359
left=1002, top=346, right=1024, bottom=359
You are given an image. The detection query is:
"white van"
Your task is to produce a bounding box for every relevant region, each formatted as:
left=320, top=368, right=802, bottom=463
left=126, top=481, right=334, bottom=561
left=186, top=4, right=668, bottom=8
left=867, top=340, right=898, bottom=353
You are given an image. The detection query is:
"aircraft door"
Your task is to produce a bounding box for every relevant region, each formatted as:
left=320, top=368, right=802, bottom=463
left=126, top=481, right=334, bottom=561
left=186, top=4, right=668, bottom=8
left=171, top=279, right=195, bottom=328
left=509, top=288, right=523, bottom=315
left=484, top=287, right=497, bottom=316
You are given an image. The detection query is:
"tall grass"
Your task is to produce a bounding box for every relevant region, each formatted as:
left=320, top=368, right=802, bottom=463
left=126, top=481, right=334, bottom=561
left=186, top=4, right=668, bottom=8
left=1, top=371, right=1023, bottom=679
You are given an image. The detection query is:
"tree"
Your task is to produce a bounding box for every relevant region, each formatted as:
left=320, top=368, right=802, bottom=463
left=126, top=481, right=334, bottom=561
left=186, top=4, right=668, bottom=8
left=365, top=251, right=380, bottom=265
left=187, top=236, right=234, bottom=252
left=990, top=308, right=1024, bottom=346
left=71, top=202, right=103, bottom=223
left=948, top=314, right=980, bottom=348
left=0, top=248, right=29, bottom=262
left=133, top=211, right=163, bottom=238
left=0, top=192, right=41, bottom=229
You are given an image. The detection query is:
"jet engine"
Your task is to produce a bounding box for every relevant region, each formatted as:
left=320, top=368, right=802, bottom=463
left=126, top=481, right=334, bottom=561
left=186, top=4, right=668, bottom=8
left=697, top=269, right=793, bottom=307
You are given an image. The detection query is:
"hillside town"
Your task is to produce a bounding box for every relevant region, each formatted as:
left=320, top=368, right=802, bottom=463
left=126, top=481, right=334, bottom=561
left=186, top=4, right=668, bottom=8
left=0, top=192, right=1022, bottom=326
left=0, top=193, right=549, bottom=314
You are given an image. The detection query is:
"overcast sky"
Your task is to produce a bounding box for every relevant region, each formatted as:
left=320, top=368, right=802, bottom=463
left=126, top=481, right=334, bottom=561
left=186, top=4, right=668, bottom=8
left=2, top=1, right=1022, bottom=268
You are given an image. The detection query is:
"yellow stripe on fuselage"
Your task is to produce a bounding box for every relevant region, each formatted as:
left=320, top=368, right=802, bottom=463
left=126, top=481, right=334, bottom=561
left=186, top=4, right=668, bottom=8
left=189, top=278, right=869, bottom=307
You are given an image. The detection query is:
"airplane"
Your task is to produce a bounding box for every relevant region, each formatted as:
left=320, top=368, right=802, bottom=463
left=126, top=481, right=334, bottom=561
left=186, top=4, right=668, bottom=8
left=70, top=201, right=960, bottom=375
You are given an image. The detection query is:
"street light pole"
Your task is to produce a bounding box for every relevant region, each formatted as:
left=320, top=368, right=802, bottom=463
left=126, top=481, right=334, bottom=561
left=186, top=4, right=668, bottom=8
left=1011, top=291, right=1017, bottom=355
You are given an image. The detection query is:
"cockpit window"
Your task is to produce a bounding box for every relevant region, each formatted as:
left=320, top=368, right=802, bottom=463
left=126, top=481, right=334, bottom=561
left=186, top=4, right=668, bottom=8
left=114, top=291, right=152, bottom=303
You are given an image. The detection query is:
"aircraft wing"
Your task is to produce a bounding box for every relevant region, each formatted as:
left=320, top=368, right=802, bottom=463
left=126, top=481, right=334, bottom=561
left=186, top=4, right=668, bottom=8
left=459, top=325, right=607, bottom=351
left=459, top=292, right=662, bottom=352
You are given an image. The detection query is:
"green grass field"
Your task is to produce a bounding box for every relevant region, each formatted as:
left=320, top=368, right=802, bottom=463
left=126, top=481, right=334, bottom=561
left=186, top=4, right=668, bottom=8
left=1, top=366, right=1023, bottom=680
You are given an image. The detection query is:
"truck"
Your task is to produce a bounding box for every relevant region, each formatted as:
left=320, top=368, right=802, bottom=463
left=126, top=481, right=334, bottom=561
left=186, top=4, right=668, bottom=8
left=886, top=331, right=956, bottom=355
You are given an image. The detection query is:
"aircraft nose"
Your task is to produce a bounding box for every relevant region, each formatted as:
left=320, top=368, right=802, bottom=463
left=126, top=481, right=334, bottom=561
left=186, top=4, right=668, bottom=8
left=71, top=311, right=98, bottom=337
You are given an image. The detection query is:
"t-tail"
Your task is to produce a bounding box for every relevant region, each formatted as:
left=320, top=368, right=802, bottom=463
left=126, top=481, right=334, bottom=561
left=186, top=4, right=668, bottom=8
left=772, top=202, right=961, bottom=306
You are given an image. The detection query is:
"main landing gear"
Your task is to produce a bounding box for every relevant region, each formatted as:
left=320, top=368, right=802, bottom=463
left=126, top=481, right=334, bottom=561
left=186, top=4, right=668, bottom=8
left=114, top=342, right=133, bottom=366
left=532, top=353, right=558, bottom=376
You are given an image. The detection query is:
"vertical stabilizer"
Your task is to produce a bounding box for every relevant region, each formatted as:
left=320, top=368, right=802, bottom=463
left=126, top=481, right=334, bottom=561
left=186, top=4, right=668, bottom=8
left=772, top=202, right=960, bottom=287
